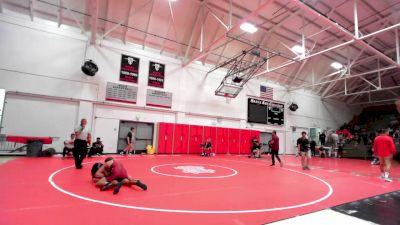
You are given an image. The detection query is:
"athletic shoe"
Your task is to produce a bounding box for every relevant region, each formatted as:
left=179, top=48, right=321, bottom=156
left=119, top=151, right=125, bottom=155
left=113, top=181, right=123, bottom=195
left=305, top=166, right=311, bottom=170
left=101, top=182, right=114, bottom=191
left=384, top=177, right=393, bottom=182
left=270, top=164, right=275, bottom=166
left=134, top=180, right=147, bottom=191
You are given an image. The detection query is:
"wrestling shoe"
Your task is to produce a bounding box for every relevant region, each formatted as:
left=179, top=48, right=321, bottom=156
left=134, top=180, right=148, bottom=191
left=101, top=182, right=114, bottom=191
left=113, top=181, right=123, bottom=195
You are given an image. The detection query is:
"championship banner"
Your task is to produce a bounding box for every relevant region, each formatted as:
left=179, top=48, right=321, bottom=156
left=106, top=82, right=138, bottom=104
left=120, top=54, right=140, bottom=83
left=146, top=89, right=172, bottom=108
left=148, top=61, right=165, bottom=88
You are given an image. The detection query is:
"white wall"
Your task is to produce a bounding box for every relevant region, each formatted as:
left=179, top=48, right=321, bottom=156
left=1, top=94, right=79, bottom=150
left=0, top=13, right=357, bottom=153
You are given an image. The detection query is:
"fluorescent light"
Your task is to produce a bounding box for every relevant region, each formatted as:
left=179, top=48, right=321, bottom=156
left=240, top=22, right=258, bottom=33
left=291, top=45, right=305, bottom=55
left=330, top=62, right=343, bottom=70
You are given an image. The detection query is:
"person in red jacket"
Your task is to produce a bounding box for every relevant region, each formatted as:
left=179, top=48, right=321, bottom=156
left=373, top=129, right=396, bottom=182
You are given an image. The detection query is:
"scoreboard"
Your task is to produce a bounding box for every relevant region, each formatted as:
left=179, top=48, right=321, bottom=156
left=247, top=98, right=284, bottom=125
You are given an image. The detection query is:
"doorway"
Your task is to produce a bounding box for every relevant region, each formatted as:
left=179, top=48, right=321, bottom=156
left=260, top=132, right=272, bottom=154
left=118, top=121, right=154, bottom=154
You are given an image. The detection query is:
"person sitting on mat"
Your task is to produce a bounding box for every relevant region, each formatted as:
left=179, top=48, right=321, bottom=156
left=88, top=137, right=104, bottom=157
left=63, top=133, right=75, bottom=158
left=93, top=157, right=147, bottom=194
left=248, top=136, right=261, bottom=158
left=201, top=137, right=212, bottom=156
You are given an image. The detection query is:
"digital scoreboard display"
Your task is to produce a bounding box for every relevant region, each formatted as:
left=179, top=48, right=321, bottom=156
left=247, top=98, right=284, bottom=125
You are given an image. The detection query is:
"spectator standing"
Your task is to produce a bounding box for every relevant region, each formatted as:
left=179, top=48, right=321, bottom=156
left=373, top=129, right=396, bottom=182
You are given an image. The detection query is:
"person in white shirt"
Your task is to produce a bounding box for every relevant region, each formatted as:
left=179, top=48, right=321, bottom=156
left=74, top=118, right=91, bottom=169
left=63, top=133, right=75, bottom=158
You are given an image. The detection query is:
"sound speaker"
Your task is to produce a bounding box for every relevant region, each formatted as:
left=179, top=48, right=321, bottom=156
left=289, top=103, right=298, bottom=111
left=81, top=60, right=98, bottom=76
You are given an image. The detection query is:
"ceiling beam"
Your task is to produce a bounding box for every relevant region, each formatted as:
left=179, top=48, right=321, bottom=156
left=203, top=0, right=355, bottom=73
left=321, top=30, right=384, bottom=97
left=207, top=6, right=228, bottom=30
left=0, top=0, right=3, bottom=13
left=98, top=0, right=153, bottom=43
left=254, top=1, right=400, bottom=84
left=121, top=0, right=133, bottom=44
left=90, top=0, right=99, bottom=45
left=325, top=85, right=400, bottom=99
left=349, top=98, right=398, bottom=105
left=160, top=20, right=172, bottom=54
left=183, top=3, right=203, bottom=62
left=63, top=1, right=84, bottom=32
left=142, top=0, right=155, bottom=49
left=57, top=0, right=62, bottom=27
left=202, top=14, right=224, bottom=64
left=295, top=66, right=396, bottom=91
left=29, top=0, right=35, bottom=21
left=291, top=0, right=400, bottom=69
left=182, top=0, right=274, bottom=67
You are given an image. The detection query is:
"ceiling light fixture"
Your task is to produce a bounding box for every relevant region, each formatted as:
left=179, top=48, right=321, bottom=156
left=330, top=62, right=343, bottom=70
left=291, top=45, right=305, bottom=55
left=240, top=22, right=258, bottom=33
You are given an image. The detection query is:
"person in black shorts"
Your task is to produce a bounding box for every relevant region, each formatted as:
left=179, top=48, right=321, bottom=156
left=121, top=127, right=135, bottom=155
left=297, top=131, right=311, bottom=170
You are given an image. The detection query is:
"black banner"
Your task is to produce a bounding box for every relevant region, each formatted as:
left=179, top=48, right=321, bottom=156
left=148, top=61, right=165, bottom=88
left=120, top=54, right=140, bottom=83
left=247, top=98, right=284, bottom=125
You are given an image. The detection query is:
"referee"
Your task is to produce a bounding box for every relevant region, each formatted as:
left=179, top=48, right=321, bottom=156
left=74, top=118, right=91, bottom=169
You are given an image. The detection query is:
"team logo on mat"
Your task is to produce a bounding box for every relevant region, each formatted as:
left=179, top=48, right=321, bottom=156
left=173, top=166, right=215, bottom=174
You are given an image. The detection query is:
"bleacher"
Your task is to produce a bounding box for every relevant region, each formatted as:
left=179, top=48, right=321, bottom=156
left=338, top=104, right=400, bottom=161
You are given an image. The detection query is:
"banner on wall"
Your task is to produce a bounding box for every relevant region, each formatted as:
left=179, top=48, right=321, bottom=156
left=146, top=89, right=172, bottom=108
left=120, top=54, right=140, bottom=83
left=148, top=61, right=165, bottom=88
left=105, top=82, right=138, bottom=104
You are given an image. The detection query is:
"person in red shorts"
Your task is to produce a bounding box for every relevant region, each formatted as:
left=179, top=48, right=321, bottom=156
left=94, top=157, right=147, bottom=194
left=373, top=128, right=396, bottom=182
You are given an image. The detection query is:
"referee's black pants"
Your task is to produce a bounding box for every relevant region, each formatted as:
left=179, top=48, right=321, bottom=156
left=73, top=139, right=88, bottom=169
left=271, top=150, right=281, bottom=165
